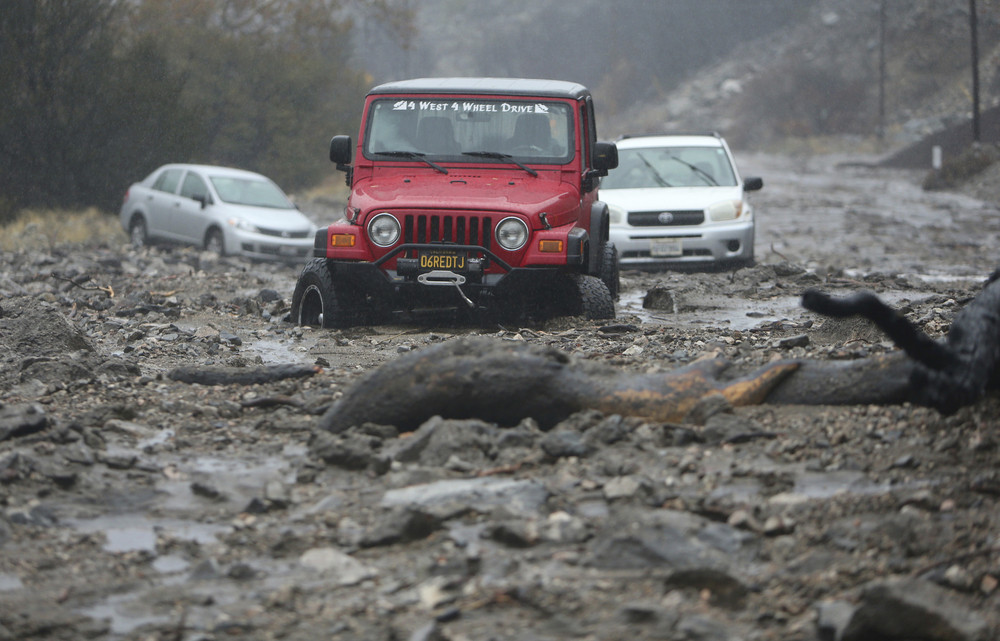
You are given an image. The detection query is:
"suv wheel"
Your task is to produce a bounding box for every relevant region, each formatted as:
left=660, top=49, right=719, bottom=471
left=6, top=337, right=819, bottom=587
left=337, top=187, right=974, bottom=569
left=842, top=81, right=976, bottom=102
left=573, top=274, right=615, bottom=320
left=597, top=241, right=620, bottom=300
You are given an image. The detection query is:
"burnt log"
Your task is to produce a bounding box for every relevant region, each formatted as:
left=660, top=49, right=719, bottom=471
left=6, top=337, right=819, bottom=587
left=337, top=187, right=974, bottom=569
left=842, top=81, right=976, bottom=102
left=800, top=268, right=1000, bottom=414
left=319, top=272, right=1000, bottom=432
left=318, top=339, right=798, bottom=433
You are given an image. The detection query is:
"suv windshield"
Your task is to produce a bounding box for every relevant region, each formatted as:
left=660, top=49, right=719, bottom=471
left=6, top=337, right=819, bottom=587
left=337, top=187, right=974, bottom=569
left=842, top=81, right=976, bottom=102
left=602, top=146, right=738, bottom=189
left=364, top=98, right=574, bottom=163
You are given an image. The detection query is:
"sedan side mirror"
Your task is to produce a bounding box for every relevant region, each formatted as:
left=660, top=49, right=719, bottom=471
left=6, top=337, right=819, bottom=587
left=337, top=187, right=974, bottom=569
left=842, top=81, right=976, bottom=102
left=743, top=177, right=764, bottom=192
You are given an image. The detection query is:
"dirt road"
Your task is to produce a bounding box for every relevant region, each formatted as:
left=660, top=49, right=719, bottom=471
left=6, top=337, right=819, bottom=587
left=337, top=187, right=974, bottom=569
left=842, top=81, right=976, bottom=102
left=1, top=154, right=998, bottom=641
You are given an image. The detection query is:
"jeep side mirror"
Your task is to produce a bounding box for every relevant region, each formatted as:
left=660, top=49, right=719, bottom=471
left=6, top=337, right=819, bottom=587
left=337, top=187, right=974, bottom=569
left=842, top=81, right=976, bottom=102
left=330, top=135, right=353, bottom=169
left=593, top=141, right=619, bottom=176
left=743, top=177, right=763, bottom=192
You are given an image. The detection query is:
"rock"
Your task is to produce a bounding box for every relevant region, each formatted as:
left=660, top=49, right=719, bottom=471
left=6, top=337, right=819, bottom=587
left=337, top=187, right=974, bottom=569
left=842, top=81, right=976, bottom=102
left=842, top=576, right=990, bottom=641
left=299, top=547, right=375, bottom=585
left=0, top=403, right=49, bottom=441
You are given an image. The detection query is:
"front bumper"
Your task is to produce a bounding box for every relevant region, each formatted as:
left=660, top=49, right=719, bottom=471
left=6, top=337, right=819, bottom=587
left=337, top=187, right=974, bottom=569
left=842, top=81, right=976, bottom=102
left=228, top=230, right=315, bottom=262
left=610, top=219, right=754, bottom=266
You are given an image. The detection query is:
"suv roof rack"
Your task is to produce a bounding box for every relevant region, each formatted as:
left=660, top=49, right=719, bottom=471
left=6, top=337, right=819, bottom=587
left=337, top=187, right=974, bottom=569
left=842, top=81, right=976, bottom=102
left=616, top=131, right=722, bottom=141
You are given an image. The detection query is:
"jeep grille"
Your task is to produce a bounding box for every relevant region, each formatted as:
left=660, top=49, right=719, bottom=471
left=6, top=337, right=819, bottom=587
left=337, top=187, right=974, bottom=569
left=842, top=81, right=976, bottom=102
left=403, top=213, right=494, bottom=250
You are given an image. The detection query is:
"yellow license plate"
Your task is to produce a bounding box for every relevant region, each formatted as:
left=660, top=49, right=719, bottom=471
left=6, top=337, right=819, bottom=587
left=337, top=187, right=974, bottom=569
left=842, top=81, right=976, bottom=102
left=419, top=253, right=466, bottom=270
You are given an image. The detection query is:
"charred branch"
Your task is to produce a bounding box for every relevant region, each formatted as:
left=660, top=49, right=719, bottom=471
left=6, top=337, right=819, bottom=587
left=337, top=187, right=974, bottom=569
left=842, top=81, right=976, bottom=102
left=320, top=272, right=1000, bottom=432
left=168, top=364, right=320, bottom=386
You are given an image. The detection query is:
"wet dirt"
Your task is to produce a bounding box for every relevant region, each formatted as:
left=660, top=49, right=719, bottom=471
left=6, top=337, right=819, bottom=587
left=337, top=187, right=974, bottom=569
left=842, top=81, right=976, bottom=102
left=1, top=153, right=999, bottom=640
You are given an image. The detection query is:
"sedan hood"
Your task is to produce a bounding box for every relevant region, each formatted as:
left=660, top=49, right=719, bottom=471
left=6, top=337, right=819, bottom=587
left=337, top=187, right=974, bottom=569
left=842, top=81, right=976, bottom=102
left=217, top=204, right=316, bottom=232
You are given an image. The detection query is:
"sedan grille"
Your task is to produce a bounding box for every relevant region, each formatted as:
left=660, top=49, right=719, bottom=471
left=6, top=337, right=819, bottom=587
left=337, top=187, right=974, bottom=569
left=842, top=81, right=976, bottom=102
left=628, top=210, right=704, bottom=227
left=403, top=213, right=493, bottom=250
left=258, top=227, right=312, bottom=239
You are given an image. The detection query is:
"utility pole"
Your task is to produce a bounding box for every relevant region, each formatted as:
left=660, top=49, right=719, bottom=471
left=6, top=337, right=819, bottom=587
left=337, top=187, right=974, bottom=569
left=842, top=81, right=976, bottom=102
left=970, top=0, right=981, bottom=142
left=878, top=0, right=886, bottom=141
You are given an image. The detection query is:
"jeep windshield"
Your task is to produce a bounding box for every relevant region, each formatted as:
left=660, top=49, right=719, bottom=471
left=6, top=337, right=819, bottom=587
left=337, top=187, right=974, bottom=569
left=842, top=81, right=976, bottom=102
left=363, top=98, right=574, bottom=164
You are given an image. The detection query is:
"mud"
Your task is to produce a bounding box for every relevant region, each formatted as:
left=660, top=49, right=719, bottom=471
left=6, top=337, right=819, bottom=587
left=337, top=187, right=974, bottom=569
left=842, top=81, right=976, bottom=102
left=1, top=153, right=999, bottom=640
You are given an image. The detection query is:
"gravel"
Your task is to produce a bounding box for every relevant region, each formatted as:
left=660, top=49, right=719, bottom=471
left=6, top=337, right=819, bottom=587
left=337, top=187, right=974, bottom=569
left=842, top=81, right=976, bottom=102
left=0, top=153, right=998, bottom=641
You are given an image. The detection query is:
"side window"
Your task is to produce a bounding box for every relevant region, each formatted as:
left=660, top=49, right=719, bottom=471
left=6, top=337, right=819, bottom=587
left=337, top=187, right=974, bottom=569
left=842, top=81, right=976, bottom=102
left=180, top=172, right=209, bottom=202
left=152, top=168, right=183, bottom=194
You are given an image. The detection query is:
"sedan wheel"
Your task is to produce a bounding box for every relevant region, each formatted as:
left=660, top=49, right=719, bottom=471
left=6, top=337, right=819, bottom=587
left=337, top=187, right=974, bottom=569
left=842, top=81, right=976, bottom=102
left=129, top=217, right=148, bottom=248
left=205, top=228, right=225, bottom=255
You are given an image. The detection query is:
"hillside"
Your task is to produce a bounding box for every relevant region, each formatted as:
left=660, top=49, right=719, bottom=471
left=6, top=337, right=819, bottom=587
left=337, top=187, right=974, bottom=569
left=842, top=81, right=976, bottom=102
left=609, top=0, right=1000, bottom=156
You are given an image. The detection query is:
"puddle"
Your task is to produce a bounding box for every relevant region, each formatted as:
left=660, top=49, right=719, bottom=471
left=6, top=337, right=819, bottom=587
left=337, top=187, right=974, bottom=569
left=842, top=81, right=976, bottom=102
left=0, top=573, right=24, bottom=591
left=619, top=289, right=803, bottom=331
left=77, top=592, right=175, bottom=637
left=67, top=515, right=228, bottom=553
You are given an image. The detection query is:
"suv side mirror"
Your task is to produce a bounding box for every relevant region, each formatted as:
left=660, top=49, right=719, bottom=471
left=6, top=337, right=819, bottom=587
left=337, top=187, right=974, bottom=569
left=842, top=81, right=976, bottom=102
left=330, top=135, right=353, bottom=169
left=743, top=177, right=764, bottom=192
left=593, top=141, right=619, bottom=176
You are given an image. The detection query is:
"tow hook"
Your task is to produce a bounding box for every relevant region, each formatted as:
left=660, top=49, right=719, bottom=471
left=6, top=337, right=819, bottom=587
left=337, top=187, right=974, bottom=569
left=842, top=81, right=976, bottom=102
left=417, top=270, right=476, bottom=308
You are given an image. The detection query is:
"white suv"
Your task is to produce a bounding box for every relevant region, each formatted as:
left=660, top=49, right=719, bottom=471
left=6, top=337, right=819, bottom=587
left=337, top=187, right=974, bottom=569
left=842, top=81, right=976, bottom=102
left=600, top=133, right=762, bottom=269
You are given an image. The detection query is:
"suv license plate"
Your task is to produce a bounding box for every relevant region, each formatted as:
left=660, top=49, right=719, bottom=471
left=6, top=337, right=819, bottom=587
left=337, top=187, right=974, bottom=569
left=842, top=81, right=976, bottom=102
left=419, top=252, right=466, bottom=270
left=650, top=239, right=682, bottom=257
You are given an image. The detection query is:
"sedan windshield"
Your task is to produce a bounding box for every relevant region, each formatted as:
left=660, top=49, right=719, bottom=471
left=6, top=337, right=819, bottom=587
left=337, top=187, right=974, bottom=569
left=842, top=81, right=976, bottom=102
left=210, top=176, right=294, bottom=209
left=603, top=146, right=738, bottom=189
left=364, top=98, right=574, bottom=163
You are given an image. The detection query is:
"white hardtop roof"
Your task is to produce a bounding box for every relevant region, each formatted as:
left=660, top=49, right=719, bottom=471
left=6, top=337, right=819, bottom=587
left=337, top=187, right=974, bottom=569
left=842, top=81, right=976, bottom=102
left=615, top=133, right=727, bottom=149
left=369, top=77, right=591, bottom=100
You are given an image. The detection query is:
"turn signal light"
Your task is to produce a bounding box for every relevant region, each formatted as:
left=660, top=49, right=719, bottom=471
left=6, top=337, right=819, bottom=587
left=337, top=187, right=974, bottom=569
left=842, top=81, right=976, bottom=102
left=330, top=234, right=356, bottom=247
left=538, top=239, right=563, bottom=253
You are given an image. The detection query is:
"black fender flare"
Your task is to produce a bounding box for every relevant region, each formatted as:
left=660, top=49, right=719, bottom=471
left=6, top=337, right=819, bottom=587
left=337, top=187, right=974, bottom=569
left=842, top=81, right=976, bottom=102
left=588, top=201, right=610, bottom=275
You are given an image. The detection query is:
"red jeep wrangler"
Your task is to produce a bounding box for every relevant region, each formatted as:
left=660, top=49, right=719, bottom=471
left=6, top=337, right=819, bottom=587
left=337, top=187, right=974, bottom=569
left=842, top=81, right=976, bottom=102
left=291, top=77, right=620, bottom=327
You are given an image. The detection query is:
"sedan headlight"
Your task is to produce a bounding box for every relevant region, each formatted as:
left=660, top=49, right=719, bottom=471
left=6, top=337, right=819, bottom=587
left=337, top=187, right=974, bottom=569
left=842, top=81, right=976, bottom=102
left=707, top=200, right=743, bottom=222
left=228, top=217, right=260, bottom=233
left=368, top=212, right=401, bottom=247
left=607, top=203, right=627, bottom=225
left=495, top=216, right=528, bottom=251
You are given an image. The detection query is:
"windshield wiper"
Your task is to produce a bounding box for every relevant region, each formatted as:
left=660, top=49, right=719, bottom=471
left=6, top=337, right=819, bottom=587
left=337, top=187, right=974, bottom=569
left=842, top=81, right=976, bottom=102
left=463, top=151, right=538, bottom=177
left=667, top=155, right=718, bottom=185
left=375, top=150, right=448, bottom=175
left=635, top=152, right=671, bottom=187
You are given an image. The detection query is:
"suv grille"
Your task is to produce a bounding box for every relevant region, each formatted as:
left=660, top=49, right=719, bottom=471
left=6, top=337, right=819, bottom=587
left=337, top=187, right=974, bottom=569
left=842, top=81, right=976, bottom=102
left=628, top=210, right=704, bottom=227
left=403, top=213, right=494, bottom=250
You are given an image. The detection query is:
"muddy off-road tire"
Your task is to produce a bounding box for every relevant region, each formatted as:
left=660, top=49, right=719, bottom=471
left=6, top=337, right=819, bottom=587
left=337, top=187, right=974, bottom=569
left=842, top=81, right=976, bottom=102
left=573, top=274, right=615, bottom=320
left=597, top=241, right=620, bottom=300
left=291, top=259, right=367, bottom=328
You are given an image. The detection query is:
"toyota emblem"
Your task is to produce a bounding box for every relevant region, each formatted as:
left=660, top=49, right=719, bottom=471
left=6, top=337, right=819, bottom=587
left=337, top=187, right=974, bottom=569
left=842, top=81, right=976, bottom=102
left=657, top=211, right=674, bottom=224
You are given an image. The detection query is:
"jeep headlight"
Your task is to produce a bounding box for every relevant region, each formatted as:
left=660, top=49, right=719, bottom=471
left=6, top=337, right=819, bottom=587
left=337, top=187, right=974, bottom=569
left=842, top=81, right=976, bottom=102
left=607, top=203, right=627, bottom=225
left=495, top=217, right=528, bottom=251
left=368, top=212, right=400, bottom=247
left=707, top=200, right=743, bottom=222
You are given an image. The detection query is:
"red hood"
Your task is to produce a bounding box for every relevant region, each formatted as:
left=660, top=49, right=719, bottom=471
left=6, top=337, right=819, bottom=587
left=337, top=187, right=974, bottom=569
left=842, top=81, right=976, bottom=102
left=351, top=169, right=581, bottom=224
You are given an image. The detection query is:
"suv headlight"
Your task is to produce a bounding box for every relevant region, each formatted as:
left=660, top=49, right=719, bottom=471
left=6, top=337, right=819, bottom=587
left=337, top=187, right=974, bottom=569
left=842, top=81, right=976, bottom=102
left=607, top=203, right=627, bottom=225
left=707, top=200, right=743, bottom=222
left=495, top=217, right=528, bottom=251
left=368, top=212, right=401, bottom=247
